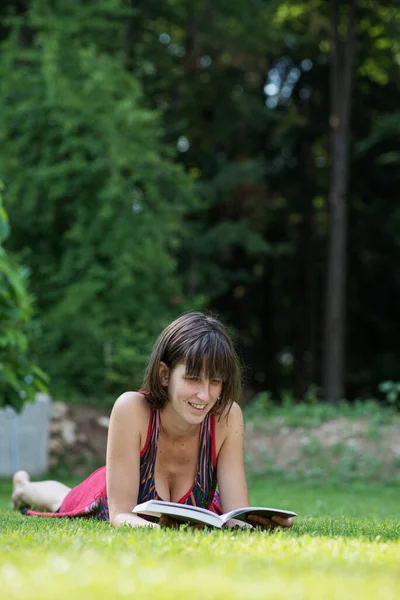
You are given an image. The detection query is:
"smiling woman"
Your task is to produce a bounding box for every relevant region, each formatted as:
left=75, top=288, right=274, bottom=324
left=12, top=312, right=293, bottom=531
left=141, top=312, right=241, bottom=418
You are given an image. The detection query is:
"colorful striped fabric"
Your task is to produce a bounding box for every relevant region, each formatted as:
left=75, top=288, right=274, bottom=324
left=138, top=407, right=218, bottom=509
left=22, top=401, right=221, bottom=520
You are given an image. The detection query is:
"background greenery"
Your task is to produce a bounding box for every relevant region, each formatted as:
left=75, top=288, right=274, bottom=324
left=0, top=0, right=400, bottom=408
left=0, top=183, right=47, bottom=410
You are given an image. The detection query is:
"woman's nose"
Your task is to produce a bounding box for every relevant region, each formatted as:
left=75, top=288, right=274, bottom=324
left=197, top=382, right=211, bottom=401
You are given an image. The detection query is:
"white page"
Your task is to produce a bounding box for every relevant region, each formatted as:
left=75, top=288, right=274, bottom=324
left=133, top=500, right=223, bottom=527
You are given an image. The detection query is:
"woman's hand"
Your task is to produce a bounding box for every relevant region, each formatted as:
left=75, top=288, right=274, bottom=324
left=224, top=518, right=253, bottom=530
left=114, top=512, right=160, bottom=528
left=159, top=515, right=205, bottom=530
left=247, top=514, right=294, bottom=531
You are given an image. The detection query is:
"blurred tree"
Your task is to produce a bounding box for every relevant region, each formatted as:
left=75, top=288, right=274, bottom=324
left=0, top=1, right=198, bottom=399
left=323, top=0, right=356, bottom=402
left=0, top=182, right=48, bottom=411
left=134, top=0, right=399, bottom=399
left=1, top=0, right=399, bottom=403
left=253, top=0, right=400, bottom=398
left=122, top=0, right=294, bottom=390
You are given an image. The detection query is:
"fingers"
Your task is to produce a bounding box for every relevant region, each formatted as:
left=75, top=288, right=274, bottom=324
left=247, top=515, right=274, bottom=529
left=159, top=516, right=205, bottom=530
left=159, top=515, right=181, bottom=529
left=247, top=514, right=294, bottom=531
left=224, top=518, right=254, bottom=530
left=271, top=516, right=294, bottom=529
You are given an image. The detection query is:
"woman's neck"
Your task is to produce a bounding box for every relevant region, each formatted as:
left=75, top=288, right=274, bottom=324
left=159, top=403, right=201, bottom=441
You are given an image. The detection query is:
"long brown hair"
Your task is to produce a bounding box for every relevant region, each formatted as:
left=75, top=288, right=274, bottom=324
left=141, top=312, right=242, bottom=416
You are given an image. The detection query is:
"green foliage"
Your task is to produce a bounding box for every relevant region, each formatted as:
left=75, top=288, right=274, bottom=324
left=1, top=0, right=400, bottom=403
left=245, top=394, right=398, bottom=428
left=135, top=0, right=400, bottom=400
left=0, top=183, right=48, bottom=411
left=378, top=380, right=400, bottom=407
left=242, top=391, right=274, bottom=420
left=0, top=1, right=200, bottom=398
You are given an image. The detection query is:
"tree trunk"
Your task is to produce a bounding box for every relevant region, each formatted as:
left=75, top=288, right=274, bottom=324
left=323, top=0, right=355, bottom=402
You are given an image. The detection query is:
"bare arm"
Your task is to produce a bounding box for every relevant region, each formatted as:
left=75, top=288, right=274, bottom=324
left=106, top=392, right=158, bottom=529
left=217, top=403, right=293, bottom=531
left=217, top=402, right=250, bottom=513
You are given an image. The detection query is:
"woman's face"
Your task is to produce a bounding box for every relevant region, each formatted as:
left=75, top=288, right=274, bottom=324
left=160, top=362, right=223, bottom=424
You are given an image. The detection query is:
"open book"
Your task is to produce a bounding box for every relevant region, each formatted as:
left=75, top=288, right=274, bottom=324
left=133, top=499, right=297, bottom=528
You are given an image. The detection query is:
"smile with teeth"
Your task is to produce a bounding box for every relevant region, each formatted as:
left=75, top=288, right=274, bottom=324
left=189, top=402, right=207, bottom=410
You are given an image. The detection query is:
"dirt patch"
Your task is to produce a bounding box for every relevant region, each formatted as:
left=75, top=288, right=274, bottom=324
left=50, top=403, right=110, bottom=475
left=245, top=418, right=400, bottom=480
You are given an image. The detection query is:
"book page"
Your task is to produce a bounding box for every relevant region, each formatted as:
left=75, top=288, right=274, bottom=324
left=221, top=507, right=297, bottom=524
left=133, top=500, right=223, bottom=527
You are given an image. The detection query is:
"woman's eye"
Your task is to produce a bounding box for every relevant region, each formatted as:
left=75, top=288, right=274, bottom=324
left=186, top=376, right=199, bottom=381
left=211, top=379, right=222, bottom=385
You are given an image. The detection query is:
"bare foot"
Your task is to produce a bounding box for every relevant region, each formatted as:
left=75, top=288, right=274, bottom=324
left=12, top=470, right=31, bottom=510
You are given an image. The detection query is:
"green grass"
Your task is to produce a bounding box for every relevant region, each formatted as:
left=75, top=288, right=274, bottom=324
left=249, top=476, right=400, bottom=520
left=243, top=396, right=400, bottom=428
left=1, top=476, right=399, bottom=600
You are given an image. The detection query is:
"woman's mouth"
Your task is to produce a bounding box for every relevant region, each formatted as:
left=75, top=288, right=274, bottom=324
left=188, top=402, right=207, bottom=411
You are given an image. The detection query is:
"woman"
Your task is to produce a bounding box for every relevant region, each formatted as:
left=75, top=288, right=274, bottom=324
left=12, top=312, right=293, bottom=530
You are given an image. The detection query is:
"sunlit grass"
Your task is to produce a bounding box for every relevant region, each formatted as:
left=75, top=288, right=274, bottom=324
left=1, top=477, right=399, bottom=600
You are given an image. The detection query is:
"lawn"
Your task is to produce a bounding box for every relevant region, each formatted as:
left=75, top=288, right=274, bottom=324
left=0, top=476, right=399, bottom=600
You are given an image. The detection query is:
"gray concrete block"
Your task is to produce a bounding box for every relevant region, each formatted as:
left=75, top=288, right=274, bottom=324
left=0, top=393, right=50, bottom=477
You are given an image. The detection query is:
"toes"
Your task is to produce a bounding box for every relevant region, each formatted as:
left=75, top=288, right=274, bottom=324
left=12, top=470, right=30, bottom=487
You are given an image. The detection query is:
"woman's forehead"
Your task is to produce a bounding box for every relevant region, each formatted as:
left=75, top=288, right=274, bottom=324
left=175, top=359, right=223, bottom=378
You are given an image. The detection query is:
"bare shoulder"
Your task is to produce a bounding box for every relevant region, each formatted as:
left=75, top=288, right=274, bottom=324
left=216, top=401, right=244, bottom=428
left=215, top=402, right=244, bottom=447
left=110, top=391, right=150, bottom=428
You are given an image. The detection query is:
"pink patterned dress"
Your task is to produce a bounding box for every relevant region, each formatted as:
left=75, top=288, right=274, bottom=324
left=22, top=403, right=222, bottom=520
